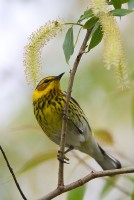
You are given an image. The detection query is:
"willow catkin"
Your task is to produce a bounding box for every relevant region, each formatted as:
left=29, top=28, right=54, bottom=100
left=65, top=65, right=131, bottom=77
left=23, top=19, right=63, bottom=86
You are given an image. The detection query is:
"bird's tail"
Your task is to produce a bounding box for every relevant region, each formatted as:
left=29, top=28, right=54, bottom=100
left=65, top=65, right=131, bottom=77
left=96, top=145, right=121, bottom=170
left=79, top=140, right=121, bottom=170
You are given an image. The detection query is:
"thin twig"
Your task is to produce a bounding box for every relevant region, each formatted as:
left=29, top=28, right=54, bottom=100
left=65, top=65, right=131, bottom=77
left=72, top=151, right=131, bottom=196
left=38, top=167, right=134, bottom=200
left=64, top=22, right=83, bottom=27
left=0, top=145, right=27, bottom=200
left=58, top=28, right=92, bottom=187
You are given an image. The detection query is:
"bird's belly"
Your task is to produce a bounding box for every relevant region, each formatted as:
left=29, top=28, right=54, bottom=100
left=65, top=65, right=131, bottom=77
left=37, top=107, right=88, bottom=148
left=40, top=106, right=62, bottom=137
left=51, top=125, right=86, bottom=148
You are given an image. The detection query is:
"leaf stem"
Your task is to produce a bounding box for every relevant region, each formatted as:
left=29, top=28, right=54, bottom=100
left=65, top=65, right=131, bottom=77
left=64, top=22, right=83, bottom=27
left=74, top=27, right=83, bottom=48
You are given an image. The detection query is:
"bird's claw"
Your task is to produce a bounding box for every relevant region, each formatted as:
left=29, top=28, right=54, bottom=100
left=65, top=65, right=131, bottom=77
left=57, top=150, right=70, bottom=164
left=62, top=109, right=69, bottom=120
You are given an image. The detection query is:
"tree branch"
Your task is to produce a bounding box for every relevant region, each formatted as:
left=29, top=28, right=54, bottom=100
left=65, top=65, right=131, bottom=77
left=58, top=29, right=92, bottom=187
left=72, top=151, right=131, bottom=196
left=0, top=145, right=27, bottom=200
left=39, top=167, right=134, bottom=200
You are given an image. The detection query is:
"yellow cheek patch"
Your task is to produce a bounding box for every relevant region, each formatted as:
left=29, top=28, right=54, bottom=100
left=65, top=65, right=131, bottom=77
left=33, top=82, right=53, bottom=101
left=33, top=81, right=61, bottom=102
left=33, top=89, right=46, bottom=101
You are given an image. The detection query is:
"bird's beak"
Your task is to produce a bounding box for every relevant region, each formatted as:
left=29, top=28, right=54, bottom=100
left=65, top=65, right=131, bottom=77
left=55, top=72, right=65, bottom=80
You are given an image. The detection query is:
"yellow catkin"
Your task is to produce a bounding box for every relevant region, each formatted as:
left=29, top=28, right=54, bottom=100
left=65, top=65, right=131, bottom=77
left=89, top=0, right=129, bottom=89
left=90, top=0, right=109, bottom=15
left=23, top=19, right=63, bottom=86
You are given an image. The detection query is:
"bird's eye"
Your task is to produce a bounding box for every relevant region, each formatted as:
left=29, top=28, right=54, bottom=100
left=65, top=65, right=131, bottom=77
left=44, top=79, right=50, bottom=83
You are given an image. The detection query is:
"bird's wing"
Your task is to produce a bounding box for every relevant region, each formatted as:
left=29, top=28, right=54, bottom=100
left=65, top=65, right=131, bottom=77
left=67, top=96, right=92, bottom=135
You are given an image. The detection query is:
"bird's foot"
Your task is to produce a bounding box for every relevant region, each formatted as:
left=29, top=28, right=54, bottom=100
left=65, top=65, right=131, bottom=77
left=57, top=150, right=69, bottom=164
left=57, top=146, right=74, bottom=164
left=62, top=109, right=69, bottom=120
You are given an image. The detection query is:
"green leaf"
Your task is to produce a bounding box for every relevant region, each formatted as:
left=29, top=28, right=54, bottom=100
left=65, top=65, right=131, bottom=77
left=125, top=176, right=134, bottom=200
left=83, top=17, right=99, bottom=29
left=111, top=0, right=122, bottom=9
left=131, top=189, right=134, bottom=200
left=94, top=129, right=114, bottom=145
left=122, top=0, right=129, bottom=3
left=100, top=176, right=118, bottom=199
left=19, top=151, right=57, bottom=174
left=131, top=95, right=134, bottom=127
left=128, top=0, right=134, bottom=9
left=67, top=185, right=86, bottom=200
left=88, top=23, right=103, bottom=51
left=63, top=27, right=74, bottom=64
left=108, top=0, right=129, bottom=5
left=126, top=176, right=134, bottom=183
left=78, top=9, right=93, bottom=22
left=111, top=8, right=134, bottom=16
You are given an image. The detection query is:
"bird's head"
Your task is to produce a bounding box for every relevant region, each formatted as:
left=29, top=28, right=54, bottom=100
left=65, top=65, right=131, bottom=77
left=33, top=73, right=64, bottom=101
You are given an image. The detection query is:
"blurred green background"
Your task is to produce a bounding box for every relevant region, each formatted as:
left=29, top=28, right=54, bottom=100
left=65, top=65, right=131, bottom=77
left=0, top=0, right=134, bottom=200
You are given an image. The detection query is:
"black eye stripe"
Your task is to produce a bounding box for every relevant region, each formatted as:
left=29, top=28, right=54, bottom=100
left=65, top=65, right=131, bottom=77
left=44, top=79, right=50, bottom=83
left=38, top=77, right=54, bottom=86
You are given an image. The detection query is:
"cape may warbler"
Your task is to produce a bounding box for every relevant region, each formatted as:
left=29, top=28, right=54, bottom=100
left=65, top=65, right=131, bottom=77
left=33, top=73, right=121, bottom=170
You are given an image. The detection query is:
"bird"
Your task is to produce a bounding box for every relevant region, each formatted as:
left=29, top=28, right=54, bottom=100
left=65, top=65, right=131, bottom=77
left=33, top=72, right=121, bottom=170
